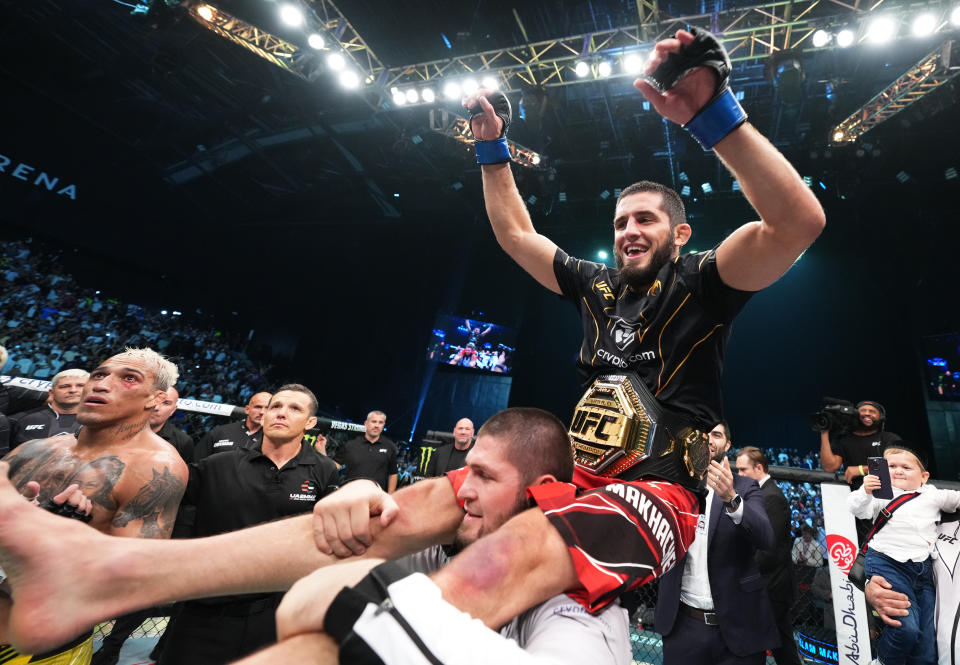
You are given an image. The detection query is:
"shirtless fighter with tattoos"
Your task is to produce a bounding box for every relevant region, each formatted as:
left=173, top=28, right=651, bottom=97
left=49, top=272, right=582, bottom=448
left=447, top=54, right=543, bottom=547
left=0, top=347, right=188, bottom=664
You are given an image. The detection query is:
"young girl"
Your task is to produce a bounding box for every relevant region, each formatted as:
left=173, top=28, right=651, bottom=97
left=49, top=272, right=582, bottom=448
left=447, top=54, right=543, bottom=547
left=848, top=447, right=960, bottom=665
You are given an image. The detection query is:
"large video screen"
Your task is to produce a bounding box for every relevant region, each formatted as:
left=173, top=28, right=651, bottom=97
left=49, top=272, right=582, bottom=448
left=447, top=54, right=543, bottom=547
left=922, top=333, right=960, bottom=400
left=426, top=315, right=517, bottom=374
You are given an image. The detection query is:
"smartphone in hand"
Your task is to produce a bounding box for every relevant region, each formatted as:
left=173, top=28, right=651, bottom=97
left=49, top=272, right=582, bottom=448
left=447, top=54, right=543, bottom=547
left=868, top=456, right=894, bottom=499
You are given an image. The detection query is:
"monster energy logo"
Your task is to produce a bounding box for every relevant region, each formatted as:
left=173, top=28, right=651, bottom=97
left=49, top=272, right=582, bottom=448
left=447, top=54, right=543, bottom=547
left=419, top=446, right=437, bottom=474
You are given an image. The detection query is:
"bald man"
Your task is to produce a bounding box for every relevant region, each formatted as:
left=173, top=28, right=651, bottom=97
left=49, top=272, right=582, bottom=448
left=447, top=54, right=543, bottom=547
left=424, top=418, right=476, bottom=477
left=149, top=387, right=192, bottom=464
left=194, top=392, right=271, bottom=460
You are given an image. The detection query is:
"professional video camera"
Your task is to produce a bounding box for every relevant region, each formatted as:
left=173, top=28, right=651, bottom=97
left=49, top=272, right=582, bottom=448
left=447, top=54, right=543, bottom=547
left=808, top=397, right=860, bottom=434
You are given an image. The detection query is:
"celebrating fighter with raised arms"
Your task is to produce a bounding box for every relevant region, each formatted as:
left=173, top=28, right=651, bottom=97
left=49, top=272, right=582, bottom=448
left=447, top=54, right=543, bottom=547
left=0, top=28, right=824, bottom=665
left=264, top=26, right=825, bottom=662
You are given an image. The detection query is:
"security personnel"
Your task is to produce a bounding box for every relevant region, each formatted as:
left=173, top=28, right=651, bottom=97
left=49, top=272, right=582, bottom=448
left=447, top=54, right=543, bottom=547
left=9, top=369, right=88, bottom=449
left=193, top=391, right=271, bottom=459
left=159, top=384, right=339, bottom=665
left=334, top=410, right=398, bottom=492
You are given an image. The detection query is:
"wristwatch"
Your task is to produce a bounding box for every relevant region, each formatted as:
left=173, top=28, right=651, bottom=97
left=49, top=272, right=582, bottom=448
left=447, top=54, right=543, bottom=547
left=724, top=494, right=742, bottom=511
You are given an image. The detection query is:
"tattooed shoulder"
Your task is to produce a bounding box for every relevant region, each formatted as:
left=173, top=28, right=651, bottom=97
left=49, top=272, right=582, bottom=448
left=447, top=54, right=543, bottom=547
left=111, top=465, right=187, bottom=539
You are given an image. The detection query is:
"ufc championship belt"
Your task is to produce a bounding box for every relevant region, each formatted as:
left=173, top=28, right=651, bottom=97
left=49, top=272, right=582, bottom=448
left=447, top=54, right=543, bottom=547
left=569, top=371, right=710, bottom=491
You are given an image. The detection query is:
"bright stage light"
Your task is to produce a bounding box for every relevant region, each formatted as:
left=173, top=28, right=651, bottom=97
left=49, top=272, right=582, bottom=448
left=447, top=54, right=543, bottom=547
left=279, top=4, right=304, bottom=27
left=837, top=29, right=855, bottom=47
left=574, top=61, right=589, bottom=78
left=327, top=53, right=345, bottom=71
left=598, top=61, right=612, bottom=77
left=833, top=130, right=845, bottom=142
left=623, top=53, right=645, bottom=74
left=952, top=6, right=960, bottom=26
left=444, top=81, right=462, bottom=99
left=481, top=76, right=498, bottom=90
left=308, top=33, right=325, bottom=50
left=405, top=89, right=419, bottom=103
left=392, top=91, right=406, bottom=106
left=339, top=70, right=360, bottom=89
left=812, top=29, right=830, bottom=47
left=422, top=88, right=436, bottom=103
left=597, top=250, right=608, bottom=260
left=462, top=78, right=478, bottom=95
left=196, top=4, right=214, bottom=21
left=531, top=154, right=541, bottom=165
left=912, top=14, right=936, bottom=36
left=866, top=17, right=896, bottom=43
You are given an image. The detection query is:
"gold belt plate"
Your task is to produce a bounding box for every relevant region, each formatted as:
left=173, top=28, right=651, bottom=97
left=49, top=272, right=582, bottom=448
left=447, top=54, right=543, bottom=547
left=568, top=374, right=656, bottom=475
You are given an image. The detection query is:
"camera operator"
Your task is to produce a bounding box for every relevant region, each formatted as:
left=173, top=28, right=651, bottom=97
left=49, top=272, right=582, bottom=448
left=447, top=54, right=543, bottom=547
left=817, top=400, right=900, bottom=490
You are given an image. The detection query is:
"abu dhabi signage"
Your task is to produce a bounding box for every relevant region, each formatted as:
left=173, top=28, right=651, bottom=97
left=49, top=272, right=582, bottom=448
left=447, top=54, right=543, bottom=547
left=0, top=151, right=77, bottom=200
left=821, top=483, right=870, bottom=665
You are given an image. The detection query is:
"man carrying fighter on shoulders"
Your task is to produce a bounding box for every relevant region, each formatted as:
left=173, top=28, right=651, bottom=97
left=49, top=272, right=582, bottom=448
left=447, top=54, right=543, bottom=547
left=276, top=26, right=825, bottom=662
left=0, top=29, right=824, bottom=665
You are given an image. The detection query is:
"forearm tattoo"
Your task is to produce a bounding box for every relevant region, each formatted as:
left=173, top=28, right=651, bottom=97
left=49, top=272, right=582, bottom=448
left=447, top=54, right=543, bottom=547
left=111, top=466, right=186, bottom=538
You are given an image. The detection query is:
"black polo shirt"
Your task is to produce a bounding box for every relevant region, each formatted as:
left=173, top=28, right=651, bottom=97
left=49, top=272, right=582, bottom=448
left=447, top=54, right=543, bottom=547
left=193, top=420, right=263, bottom=460
left=178, top=441, right=340, bottom=605
left=156, top=421, right=194, bottom=464
left=11, top=405, right=80, bottom=449
left=335, top=436, right=399, bottom=490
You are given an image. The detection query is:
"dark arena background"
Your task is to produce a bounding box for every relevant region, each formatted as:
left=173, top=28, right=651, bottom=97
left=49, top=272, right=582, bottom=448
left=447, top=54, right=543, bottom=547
left=2, top=0, right=960, bottom=663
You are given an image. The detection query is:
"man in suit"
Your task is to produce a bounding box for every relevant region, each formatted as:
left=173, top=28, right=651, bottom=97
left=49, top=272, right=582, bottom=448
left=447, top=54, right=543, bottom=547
left=654, top=422, right=778, bottom=665
left=736, top=445, right=800, bottom=665
left=423, top=418, right=475, bottom=477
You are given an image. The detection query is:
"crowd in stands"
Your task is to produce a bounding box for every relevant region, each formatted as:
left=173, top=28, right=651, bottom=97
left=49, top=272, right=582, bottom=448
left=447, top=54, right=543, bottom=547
left=0, top=237, right=273, bottom=436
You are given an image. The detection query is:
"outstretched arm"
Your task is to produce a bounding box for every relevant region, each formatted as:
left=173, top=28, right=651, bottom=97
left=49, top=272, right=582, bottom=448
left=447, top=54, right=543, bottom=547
left=464, top=93, right=561, bottom=295
left=0, top=466, right=462, bottom=654
left=634, top=30, right=824, bottom=293
left=434, top=507, right=577, bottom=628
left=711, top=125, right=825, bottom=291
left=480, top=163, right=561, bottom=294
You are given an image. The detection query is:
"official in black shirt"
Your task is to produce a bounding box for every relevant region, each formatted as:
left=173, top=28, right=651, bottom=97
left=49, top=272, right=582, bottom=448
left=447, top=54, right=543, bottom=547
left=193, top=391, right=271, bottom=459
left=9, top=368, right=88, bottom=450
left=423, top=417, right=475, bottom=477
left=159, top=384, right=338, bottom=665
left=334, top=410, right=398, bottom=492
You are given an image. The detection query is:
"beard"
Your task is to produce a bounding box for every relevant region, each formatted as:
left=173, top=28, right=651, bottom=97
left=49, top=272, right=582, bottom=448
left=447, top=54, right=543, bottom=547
left=614, top=240, right=674, bottom=290
left=451, top=489, right=530, bottom=554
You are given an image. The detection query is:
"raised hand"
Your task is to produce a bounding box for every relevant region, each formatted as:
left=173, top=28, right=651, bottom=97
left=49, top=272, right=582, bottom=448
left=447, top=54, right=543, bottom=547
left=634, top=30, right=719, bottom=125
left=708, top=456, right=736, bottom=503
left=462, top=91, right=505, bottom=141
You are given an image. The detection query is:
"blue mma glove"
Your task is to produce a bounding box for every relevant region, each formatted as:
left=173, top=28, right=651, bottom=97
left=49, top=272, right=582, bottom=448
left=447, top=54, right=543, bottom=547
left=466, top=92, right=512, bottom=164
left=641, top=27, right=747, bottom=150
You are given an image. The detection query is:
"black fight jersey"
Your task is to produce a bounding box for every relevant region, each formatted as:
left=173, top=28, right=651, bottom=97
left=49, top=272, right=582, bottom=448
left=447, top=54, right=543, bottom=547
left=554, top=247, right=752, bottom=427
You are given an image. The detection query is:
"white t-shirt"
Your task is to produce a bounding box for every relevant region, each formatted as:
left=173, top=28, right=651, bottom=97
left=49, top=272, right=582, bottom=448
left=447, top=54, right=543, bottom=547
left=397, top=546, right=631, bottom=665
left=848, top=484, right=960, bottom=562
